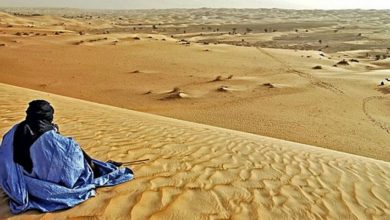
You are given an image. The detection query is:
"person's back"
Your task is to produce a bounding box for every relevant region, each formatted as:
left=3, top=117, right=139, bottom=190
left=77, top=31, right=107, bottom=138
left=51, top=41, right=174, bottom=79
left=0, top=100, right=134, bottom=214
left=13, top=100, right=57, bottom=174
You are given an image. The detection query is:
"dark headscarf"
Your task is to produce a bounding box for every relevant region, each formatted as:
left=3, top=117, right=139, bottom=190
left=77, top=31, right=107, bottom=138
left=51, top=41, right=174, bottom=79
left=13, top=100, right=57, bottom=173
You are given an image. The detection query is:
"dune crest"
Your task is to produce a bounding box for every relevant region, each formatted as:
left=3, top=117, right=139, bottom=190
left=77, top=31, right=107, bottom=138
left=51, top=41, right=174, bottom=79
left=0, top=83, right=389, bottom=220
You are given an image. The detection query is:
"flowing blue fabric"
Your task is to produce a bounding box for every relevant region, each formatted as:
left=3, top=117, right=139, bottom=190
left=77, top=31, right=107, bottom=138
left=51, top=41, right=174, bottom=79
left=0, top=125, right=134, bottom=214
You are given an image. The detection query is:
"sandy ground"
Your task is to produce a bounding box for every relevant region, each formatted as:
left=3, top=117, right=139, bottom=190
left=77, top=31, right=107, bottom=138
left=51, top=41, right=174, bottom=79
left=0, top=9, right=389, bottom=218
left=0, top=9, right=389, bottom=161
left=0, top=83, right=389, bottom=219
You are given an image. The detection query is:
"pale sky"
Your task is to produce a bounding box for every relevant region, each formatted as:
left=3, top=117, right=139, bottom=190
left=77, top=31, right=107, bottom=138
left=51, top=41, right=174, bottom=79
left=0, top=0, right=389, bottom=10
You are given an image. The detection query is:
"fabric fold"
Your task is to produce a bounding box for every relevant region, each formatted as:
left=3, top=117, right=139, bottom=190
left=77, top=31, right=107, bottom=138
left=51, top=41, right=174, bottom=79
left=0, top=126, right=133, bottom=214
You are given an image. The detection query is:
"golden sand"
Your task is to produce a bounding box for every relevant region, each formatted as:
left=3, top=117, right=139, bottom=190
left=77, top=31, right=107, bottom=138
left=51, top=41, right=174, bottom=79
left=0, top=83, right=389, bottom=219
left=1, top=10, right=389, bottom=161
left=0, top=9, right=390, bottom=219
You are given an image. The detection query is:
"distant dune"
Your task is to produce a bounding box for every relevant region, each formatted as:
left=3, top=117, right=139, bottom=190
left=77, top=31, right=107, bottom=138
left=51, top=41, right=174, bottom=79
left=0, top=11, right=389, bottom=160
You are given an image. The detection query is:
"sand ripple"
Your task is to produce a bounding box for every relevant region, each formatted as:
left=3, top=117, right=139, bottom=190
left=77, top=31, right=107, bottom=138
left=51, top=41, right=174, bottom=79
left=0, top=83, right=389, bottom=220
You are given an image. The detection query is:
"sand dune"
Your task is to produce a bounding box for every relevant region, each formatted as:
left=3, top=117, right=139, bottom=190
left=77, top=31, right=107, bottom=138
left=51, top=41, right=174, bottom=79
left=1, top=8, right=389, bottom=220
left=0, top=83, right=389, bottom=219
left=1, top=25, right=389, bottom=160
left=373, top=58, right=390, bottom=68
left=161, top=87, right=191, bottom=100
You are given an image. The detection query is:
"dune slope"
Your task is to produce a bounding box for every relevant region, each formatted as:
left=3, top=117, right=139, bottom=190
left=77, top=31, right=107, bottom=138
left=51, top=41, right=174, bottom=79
left=1, top=9, right=390, bottom=161
left=0, top=83, right=389, bottom=220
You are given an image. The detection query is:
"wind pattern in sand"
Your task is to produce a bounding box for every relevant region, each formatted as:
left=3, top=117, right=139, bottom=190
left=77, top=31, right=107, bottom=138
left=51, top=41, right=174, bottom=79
left=0, top=83, right=389, bottom=219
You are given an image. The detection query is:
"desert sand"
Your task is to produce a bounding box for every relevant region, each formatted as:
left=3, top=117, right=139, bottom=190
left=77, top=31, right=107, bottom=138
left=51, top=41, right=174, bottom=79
left=0, top=9, right=389, bottom=161
left=0, top=8, right=390, bottom=219
left=0, top=83, right=389, bottom=219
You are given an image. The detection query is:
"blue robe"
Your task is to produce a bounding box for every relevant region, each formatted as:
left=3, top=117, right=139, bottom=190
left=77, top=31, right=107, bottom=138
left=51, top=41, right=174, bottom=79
left=0, top=125, right=134, bottom=214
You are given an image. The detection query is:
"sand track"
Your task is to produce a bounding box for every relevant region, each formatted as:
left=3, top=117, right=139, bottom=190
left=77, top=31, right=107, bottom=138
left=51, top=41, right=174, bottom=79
left=362, top=96, right=390, bottom=134
left=256, top=47, right=344, bottom=95
left=0, top=83, right=389, bottom=220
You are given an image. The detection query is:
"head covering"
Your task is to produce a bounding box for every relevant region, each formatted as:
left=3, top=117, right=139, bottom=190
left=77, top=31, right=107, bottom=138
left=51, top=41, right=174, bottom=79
left=26, top=100, right=54, bottom=124
left=13, top=100, right=57, bottom=173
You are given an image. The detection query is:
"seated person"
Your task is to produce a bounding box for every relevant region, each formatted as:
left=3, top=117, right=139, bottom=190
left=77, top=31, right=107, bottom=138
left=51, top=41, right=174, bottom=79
left=0, top=100, right=133, bottom=214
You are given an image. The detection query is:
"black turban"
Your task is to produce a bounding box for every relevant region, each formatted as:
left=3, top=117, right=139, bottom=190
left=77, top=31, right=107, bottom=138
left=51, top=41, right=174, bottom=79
left=26, top=100, right=54, bottom=124
left=13, top=100, right=57, bottom=173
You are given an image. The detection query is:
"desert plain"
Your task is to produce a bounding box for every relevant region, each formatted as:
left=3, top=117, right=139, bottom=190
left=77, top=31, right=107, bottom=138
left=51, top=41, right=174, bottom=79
left=0, top=8, right=389, bottom=219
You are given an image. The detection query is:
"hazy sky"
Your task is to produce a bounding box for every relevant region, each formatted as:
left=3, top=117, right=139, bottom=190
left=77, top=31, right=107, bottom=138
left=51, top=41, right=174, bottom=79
left=0, top=0, right=389, bottom=10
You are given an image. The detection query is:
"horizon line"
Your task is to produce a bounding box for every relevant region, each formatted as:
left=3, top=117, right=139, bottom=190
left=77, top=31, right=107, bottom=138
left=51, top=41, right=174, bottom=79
left=1, top=6, right=390, bottom=11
